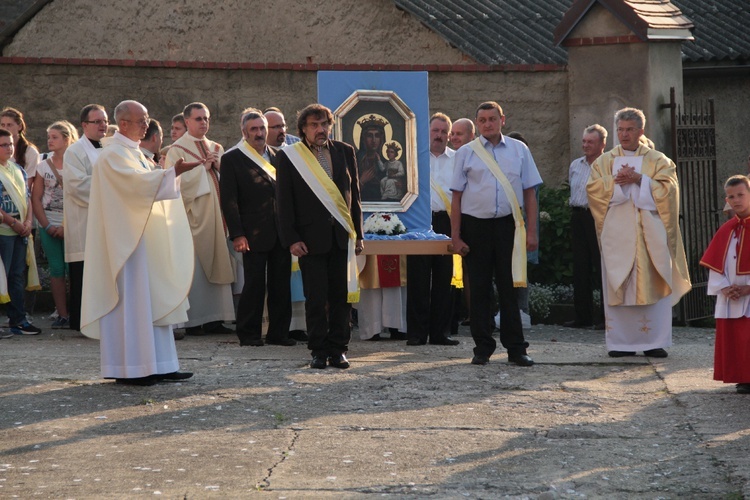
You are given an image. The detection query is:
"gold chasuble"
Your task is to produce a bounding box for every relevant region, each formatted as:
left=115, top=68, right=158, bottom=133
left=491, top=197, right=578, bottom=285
left=587, top=145, right=691, bottom=307
left=81, top=135, right=194, bottom=340
left=165, top=134, right=233, bottom=285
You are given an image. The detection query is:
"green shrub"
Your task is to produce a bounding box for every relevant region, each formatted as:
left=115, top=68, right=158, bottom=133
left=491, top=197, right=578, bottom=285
left=530, top=184, right=574, bottom=285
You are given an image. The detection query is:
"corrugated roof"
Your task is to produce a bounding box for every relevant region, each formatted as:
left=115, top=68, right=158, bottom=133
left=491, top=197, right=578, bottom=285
left=675, top=0, right=750, bottom=62
left=395, top=0, right=749, bottom=65
left=393, top=0, right=571, bottom=65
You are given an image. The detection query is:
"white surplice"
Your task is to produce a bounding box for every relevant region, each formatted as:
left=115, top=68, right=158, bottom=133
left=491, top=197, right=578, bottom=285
left=82, top=133, right=194, bottom=378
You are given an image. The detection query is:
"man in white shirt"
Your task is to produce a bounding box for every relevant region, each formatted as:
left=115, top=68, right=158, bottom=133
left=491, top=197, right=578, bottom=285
left=566, top=124, right=607, bottom=330
left=406, top=113, right=460, bottom=347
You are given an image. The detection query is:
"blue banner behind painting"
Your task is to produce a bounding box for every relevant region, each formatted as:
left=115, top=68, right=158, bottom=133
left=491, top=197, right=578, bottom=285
left=318, top=71, right=431, bottom=232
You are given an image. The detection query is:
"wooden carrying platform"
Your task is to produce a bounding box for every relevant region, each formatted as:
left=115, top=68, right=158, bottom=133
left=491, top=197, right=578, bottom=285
left=361, top=240, right=452, bottom=255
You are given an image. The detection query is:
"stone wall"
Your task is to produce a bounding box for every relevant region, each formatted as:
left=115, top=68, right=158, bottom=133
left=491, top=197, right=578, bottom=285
left=430, top=71, right=570, bottom=185
left=4, top=0, right=467, bottom=65
left=0, top=64, right=572, bottom=185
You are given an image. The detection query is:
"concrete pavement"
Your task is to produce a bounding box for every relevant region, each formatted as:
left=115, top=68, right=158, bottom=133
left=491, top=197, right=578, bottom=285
left=0, top=317, right=747, bottom=498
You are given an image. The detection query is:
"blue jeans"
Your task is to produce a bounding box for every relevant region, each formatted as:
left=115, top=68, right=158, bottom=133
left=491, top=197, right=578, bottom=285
left=0, top=234, right=28, bottom=326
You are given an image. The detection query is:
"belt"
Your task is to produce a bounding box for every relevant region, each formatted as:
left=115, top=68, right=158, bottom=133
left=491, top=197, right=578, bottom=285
left=571, top=206, right=590, bottom=212
left=432, top=210, right=448, bottom=216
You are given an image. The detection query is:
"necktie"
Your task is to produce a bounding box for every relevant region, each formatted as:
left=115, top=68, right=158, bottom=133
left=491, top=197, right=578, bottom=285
left=316, top=146, right=333, bottom=179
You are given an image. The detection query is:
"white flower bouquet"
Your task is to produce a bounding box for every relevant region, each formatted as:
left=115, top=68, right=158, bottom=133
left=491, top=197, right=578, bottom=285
left=363, top=213, right=406, bottom=236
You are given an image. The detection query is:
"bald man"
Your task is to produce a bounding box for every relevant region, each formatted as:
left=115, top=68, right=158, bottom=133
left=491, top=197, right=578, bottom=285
left=81, top=100, right=201, bottom=385
left=449, top=118, right=476, bottom=150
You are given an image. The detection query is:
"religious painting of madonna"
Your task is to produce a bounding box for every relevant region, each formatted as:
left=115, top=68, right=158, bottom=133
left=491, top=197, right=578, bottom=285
left=334, top=90, right=417, bottom=212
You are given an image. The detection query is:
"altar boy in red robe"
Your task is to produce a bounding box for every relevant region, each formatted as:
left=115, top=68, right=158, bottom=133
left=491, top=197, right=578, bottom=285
left=700, top=175, right=750, bottom=394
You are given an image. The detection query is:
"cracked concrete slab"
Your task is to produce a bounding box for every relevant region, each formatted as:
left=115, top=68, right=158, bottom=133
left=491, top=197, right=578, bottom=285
left=0, top=320, right=746, bottom=498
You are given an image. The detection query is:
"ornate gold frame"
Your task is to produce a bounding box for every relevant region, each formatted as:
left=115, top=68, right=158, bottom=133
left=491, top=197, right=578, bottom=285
left=334, top=90, right=418, bottom=212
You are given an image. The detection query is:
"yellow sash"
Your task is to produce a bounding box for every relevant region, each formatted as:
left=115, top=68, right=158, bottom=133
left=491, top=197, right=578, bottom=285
left=240, top=141, right=276, bottom=180
left=285, top=142, right=359, bottom=303
left=468, top=138, right=527, bottom=287
left=0, top=163, right=40, bottom=290
left=430, top=178, right=463, bottom=288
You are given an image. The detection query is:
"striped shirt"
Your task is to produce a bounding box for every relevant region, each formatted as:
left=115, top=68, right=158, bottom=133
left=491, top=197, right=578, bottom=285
left=568, top=156, right=592, bottom=208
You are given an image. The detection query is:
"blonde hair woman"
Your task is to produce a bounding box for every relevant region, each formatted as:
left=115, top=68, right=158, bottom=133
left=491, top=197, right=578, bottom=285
left=31, top=120, right=78, bottom=329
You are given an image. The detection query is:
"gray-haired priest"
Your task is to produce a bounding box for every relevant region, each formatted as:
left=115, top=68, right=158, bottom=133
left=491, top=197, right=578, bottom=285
left=81, top=100, right=199, bottom=386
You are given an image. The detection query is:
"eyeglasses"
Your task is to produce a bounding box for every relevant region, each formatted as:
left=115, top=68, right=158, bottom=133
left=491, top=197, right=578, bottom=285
left=84, top=119, right=109, bottom=126
left=191, top=116, right=210, bottom=123
left=124, top=118, right=150, bottom=127
left=0, top=143, right=13, bottom=149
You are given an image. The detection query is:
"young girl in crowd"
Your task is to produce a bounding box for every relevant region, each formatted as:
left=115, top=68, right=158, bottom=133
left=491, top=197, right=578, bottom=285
left=0, top=108, right=40, bottom=186
left=31, top=121, right=78, bottom=329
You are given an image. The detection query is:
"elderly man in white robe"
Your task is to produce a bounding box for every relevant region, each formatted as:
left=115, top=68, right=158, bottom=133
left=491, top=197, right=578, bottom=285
left=587, top=107, right=691, bottom=358
left=81, top=100, right=201, bottom=386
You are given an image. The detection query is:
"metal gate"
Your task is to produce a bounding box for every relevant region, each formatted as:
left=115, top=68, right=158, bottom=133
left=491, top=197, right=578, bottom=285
left=667, top=87, right=720, bottom=322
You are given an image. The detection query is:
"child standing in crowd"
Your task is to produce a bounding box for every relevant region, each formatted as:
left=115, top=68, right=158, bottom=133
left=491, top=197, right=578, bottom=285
left=32, top=121, right=79, bottom=329
left=0, top=128, right=41, bottom=335
left=701, top=175, right=750, bottom=394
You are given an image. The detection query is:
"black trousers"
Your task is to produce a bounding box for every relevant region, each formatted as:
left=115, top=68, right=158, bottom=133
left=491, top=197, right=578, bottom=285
left=68, top=260, right=84, bottom=331
left=236, top=239, right=292, bottom=343
left=406, top=211, right=453, bottom=342
left=571, top=208, right=603, bottom=325
left=299, top=229, right=351, bottom=357
left=462, top=214, right=528, bottom=358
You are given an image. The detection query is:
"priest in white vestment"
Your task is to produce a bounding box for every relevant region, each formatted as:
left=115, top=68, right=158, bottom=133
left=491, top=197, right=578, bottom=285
left=587, top=108, right=691, bottom=358
left=81, top=101, right=200, bottom=386
left=165, top=102, right=235, bottom=335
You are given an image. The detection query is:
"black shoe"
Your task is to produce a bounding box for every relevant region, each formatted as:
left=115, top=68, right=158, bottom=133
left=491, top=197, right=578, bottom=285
left=173, top=330, right=185, bottom=341
left=430, top=337, right=459, bottom=346
left=563, top=320, right=593, bottom=328
left=203, top=322, right=233, bottom=334
left=388, top=329, right=407, bottom=340
left=461, top=319, right=471, bottom=326
left=608, top=350, right=636, bottom=357
left=508, top=354, right=534, bottom=367
left=185, top=326, right=205, bottom=336
left=155, top=371, right=193, bottom=381
left=328, top=353, right=350, bottom=369
left=115, top=376, right=157, bottom=386
left=406, top=339, right=426, bottom=346
left=289, top=330, right=308, bottom=342
left=366, top=334, right=382, bottom=341
left=471, top=355, right=489, bottom=365
left=266, top=337, right=296, bottom=346
left=736, top=383, right=750, bottom=394
left=644, top=348, right=668, bottom=358
left=239, top=338, right=264, bottom=346
left=310, top=356, right=327, bottom=369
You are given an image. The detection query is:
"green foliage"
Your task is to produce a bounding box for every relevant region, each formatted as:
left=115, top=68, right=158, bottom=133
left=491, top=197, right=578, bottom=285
left=530, top=184, right=574, bottom=285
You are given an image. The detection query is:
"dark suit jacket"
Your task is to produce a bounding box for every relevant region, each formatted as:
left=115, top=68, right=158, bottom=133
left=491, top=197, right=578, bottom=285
left=276, top=139, right=363, bottom=254
left=220, top=144, right=281, bottom=253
